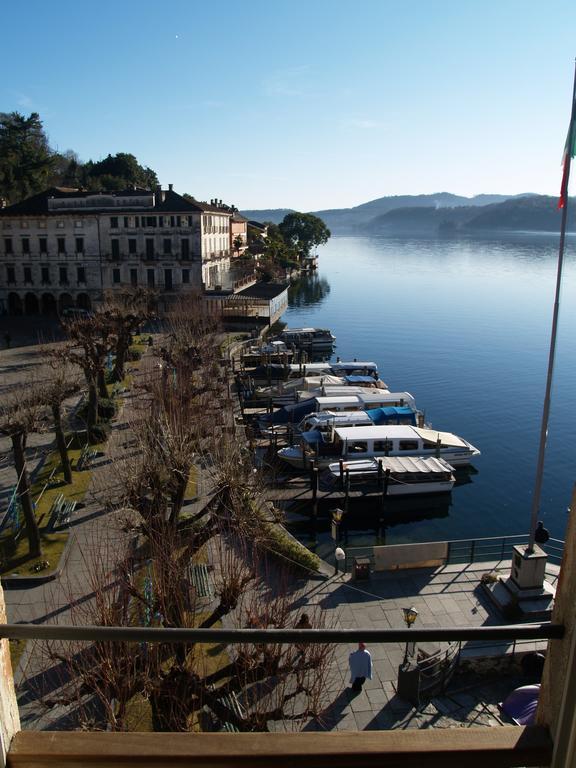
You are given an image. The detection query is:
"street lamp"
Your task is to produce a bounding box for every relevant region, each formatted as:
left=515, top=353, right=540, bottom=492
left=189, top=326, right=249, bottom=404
left=402, top=606, right=418, bottom=666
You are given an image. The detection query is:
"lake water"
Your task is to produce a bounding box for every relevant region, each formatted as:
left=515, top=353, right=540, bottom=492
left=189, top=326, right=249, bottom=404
left=281, top=234, right=576, bottom=554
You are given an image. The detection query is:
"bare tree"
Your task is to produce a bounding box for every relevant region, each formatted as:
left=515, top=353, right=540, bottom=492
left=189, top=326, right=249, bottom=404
left=39, top=363, right=82, bottom=484
left=100, top=288, right=156, bottom=383
left=0, top=389, right=45, bottom=558
left=54, top=314, right=116, bottom=438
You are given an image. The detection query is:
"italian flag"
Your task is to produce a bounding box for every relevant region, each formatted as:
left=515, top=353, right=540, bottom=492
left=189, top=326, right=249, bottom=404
left=558, top=120, right=576, bottom=209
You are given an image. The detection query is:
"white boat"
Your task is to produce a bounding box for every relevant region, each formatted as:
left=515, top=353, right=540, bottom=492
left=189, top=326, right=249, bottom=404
left=259, top=391, right=418, bottom=430
left=326, top=456, right=456, bottom=496
left=277, top=327, right=336, bottom=350
left=277, top=425, right=480, bottom=470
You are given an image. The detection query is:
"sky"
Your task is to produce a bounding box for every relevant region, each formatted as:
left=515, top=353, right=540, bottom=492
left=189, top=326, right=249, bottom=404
left=2, top=0, right=576, bottom=211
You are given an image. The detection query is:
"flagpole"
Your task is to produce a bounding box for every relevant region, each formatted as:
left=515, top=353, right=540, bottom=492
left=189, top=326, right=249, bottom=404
left=527, top=60, right=576, bottom=555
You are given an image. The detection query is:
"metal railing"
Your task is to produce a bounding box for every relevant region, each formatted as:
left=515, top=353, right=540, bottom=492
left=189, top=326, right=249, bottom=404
left=342, top=533, right=565, bottom=573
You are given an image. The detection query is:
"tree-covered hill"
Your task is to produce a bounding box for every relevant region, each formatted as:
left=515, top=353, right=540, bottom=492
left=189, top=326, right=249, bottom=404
left=0, top=111, right=159, bottom=205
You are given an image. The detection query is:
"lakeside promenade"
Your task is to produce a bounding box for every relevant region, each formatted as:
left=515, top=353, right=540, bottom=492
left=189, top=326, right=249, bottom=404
left=0, top=331, right=558, bottom=732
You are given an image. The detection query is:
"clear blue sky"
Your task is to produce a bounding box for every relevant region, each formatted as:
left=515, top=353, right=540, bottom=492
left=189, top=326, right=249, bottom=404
left=2, top=0, right=575, bottom=210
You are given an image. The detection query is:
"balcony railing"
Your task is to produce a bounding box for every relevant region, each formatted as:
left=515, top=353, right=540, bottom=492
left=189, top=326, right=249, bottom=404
left=0, top=621, right=560, bottom=767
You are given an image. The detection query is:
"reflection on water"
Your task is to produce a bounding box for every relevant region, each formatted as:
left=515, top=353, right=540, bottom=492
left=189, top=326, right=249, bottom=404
left=282, top=233, right=576, bottom=547
left=288, top=273, right=331, bottom=308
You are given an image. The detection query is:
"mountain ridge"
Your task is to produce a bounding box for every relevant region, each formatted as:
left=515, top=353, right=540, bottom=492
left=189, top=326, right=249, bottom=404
left=241, top=193, right=574, bottom=234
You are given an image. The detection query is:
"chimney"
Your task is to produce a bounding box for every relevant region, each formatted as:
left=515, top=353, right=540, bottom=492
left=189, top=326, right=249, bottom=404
left=155, top=185, right=164, bottom=204
left=168, top=183, right=173, bottom=192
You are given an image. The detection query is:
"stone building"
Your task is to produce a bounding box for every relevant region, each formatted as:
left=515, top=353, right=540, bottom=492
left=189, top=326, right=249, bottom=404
left=0, top=186, right=235, bottom=315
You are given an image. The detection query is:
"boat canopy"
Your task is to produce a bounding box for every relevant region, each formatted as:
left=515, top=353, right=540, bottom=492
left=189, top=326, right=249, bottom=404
left=413, top=427, right=469, bottom=448
left=365, top=406, right=416, bottom=425
left=337, top=456, right=454, bottom=475
left=345, top=375, right=379, bottom=385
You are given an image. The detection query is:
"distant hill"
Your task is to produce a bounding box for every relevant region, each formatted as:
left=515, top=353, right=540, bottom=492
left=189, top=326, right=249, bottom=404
left=241, top=193, right=574, bottom=235
left=365, top=195, right=575, bottom=234
left=240, top=208, right=294, bottom=224
left=313, top=193, right=524, bottom=233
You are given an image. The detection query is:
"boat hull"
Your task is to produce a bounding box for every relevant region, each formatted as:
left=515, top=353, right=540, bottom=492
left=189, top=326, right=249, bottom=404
left=277, top=447, right=476, bottom=470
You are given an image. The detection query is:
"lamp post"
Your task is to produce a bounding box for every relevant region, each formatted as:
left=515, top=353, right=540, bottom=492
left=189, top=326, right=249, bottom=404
left=402, top=606, right=418, bottom=666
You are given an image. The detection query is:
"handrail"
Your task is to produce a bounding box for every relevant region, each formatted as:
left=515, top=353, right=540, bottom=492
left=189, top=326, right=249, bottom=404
left=0, top=622, right=563, bottom=644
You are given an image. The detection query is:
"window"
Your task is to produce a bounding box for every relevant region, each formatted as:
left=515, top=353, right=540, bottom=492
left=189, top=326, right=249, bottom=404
left=374, top=440, right=393, bottom=453
left=145, top=239, right=154, bottom=258
left=135, top=216, right=140, bottom=227
left=4, top=238, right=13, bottom=254
left=77, top=266, right=86, bottom=284
left=39, top=237, right=47, bottom=253
left=170, top=215, right=182, bottom=227
left=57, top=237, right=65, bottom=253
left=22, top=238, right=30, bottom=253
left=163, top=238, right=171, bottom=255
left=182, top=268, right=190, bottom=284
left=56, top=221, right=65, bottom=229
left=112, top=268, right=121, bottom=284
left=164, top=268, right=173, bottom=290
left=59, top=266, right=68, bottom=285
left=21, top=221, right=29, bottom=229
left=38, top=221, right=46, bottom=229
left=76, top=237, right=84, bottom=253
left=23, top=266, right=33, bottom=284
left=6, top=266, right=15, bottom=284
left=74, top=220, right=83, bottom=228
left=128, top=238, right=137, bottom=254
left=41, top=266, right=50, bottom=285
left=181, top=239, right=190, bottom=259
left=124, top=216, right=130, bottom=228
left=111, top=239, right=120, bottom=258
left=130, top=268, right=138, bottom=287
left=158, top=216, right=164, bottom=227
left=399, top=441, right=419, bottom=451
left=147, top=268, right=155, bottom=287
left=145, top=216, right=157, bottom=227
left=347, top=441, right=368, bottom=454
left=187, top=216, right=193, bottom=227
left=110, top=216, right=119, bottom=228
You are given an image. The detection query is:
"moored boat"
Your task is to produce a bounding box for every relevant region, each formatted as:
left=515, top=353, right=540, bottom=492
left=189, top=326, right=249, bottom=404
left=325, top=455, right=456, bottom=495
left=277, top=425, right=480, bottom=470
left=276, top=327, right=336, bottom=350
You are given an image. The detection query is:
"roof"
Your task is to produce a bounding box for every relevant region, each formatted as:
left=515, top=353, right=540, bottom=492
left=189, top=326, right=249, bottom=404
left=0, top=187, right=233, bottom=216
left=248, top=220, right=267, bottom=229
left=335, top=425, right=421, bottom=441
left=231, top=212, right=248, bottom=222
left=235, top=282, right=289, bottom=300
left=335, top=456, right=454, bottom=474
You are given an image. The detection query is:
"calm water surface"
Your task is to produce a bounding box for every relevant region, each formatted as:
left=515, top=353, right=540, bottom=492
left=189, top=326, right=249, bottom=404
left=282, top=234, right=576, bottom=554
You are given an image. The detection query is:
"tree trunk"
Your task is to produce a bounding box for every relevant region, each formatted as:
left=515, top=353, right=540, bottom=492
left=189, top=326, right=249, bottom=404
left=52, top=403, right=72, bottom=483
left=87, top=381, right=99, bottom=429
left=169, top=471, right=189, bottom=526
left=97, top=368, right=108, bottom=399
left=113, top=334, right=129, bottom=383
left=11, top=432, right=41, bottom=558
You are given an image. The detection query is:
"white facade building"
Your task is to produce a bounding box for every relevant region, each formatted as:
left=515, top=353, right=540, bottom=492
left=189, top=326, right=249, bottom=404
left=0, top=186, right=234, bottom=315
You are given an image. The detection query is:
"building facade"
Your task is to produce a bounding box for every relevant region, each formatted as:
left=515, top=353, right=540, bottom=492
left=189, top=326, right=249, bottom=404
left=0, top=186, right=234, bottom=315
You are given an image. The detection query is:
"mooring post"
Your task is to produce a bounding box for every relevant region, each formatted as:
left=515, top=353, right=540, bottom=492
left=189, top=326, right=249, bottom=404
left=345, top=469, right=350, bottom=515
left=339, top=459, right=344, bottom=490
left=377, top=459, right=383, bottom=491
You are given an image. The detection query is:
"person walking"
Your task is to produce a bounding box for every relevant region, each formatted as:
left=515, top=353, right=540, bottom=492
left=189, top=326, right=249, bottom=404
left=348, top=642, right=372, bottom=692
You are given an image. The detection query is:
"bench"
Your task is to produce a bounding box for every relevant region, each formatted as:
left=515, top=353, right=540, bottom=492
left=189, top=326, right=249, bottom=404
left=188, top=563, right=214, bottom=600
left=49, top=493, right=77, bottom=529
left=76, top=445, right=97, bottom=471
left=217, top=692, right=245, bottom=731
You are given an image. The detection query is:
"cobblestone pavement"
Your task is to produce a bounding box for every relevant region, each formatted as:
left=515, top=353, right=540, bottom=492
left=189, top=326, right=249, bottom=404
left=0, top=331, right=555, bottom=731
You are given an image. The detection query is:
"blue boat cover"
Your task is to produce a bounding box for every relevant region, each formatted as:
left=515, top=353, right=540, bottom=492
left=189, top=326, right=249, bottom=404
left=264, top=399, right=317, bottom=425
left=365, top=406, right=416, bottom=425
left=344, top=375, right=377, bottom=384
